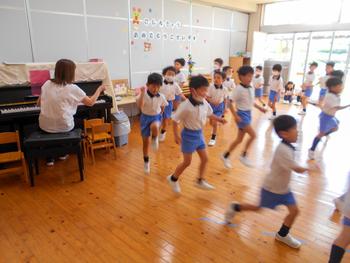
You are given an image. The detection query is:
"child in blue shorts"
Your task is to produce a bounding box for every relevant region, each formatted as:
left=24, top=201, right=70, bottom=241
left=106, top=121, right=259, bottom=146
left=136, top=73, right=168, bottom=174
left=252, top=65, right=265, bottom=107
left=167, top=75, right=226, bottom=194
left=299, top=62, right=318, bottom=115
left=225, top=115, right=310, bottom=249
left=308, top=77, right=350, bottom=160
left=159, top=66, right=186, bottom=142
left=328, top=182, right=350, bottom=263
left=318, top=61, right=334, bottom=107
left=268, top=64, right=283, bottom=120
left=174, top=58, right=187, bottom=110
left=207, top=71, right=229, bottom=146
left=221, top=66, right=266, bottom=168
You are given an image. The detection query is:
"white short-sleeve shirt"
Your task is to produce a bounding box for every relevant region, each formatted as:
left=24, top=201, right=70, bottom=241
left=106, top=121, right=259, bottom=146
left=252, top=75, right=264, bottom=89
left=175, top=71, right=186, bottom=85
left=172, top=98, right=213, bottom=130
left=343, top=174, right=350, bottom=218
left=39, top=80, right=86, bottom=133
left=159, top=82, right=182, bottom=101
left=263, top=142, right=297, bottom=194
left=207, top=84, right=229, bottom=104
left=223, top=78, right=236, bottom=92
left=304, top=72, right=316, bottom=86
left=229, top=84, right=255, bottom=111
left=322, top=92, right=340, bottom=116
left=269, top=76, right=283, bottom=92
left=137, top=91, right=168, bottom=116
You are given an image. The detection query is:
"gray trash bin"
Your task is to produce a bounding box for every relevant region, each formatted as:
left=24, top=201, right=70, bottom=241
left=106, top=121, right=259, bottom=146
left=111, top=111, right=131, bottom=147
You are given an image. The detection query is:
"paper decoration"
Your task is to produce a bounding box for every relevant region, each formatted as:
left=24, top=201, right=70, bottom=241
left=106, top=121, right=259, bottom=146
left=143, top=18, right=150, bottom=26
left=192, top=35, right=197, bottom=42
left=159, top=20, right=164, bottom=27
left=165, top=20, right=171, bottom=28
left=144, top=42, right=152, bottom=52
left=169, top=34, right=174, bottom=41
left=176, top=35, right=181, bottom=41
left=187, top=54, right=195, bottom=76
left=188, top=35, right=192, bottom=41
left=141, top=31, right=147, bottom=39
left=175, top=21, right=182, bottom=29
left=151, top=18, right=157, bottom=27
left=131, top=40, right=134, bottom=45
left=155, top=32, right=161, bottom=40
left=149, top=8, right=152, bottom=13
left=149, top=31, right=155, bottom=39
left=133, top=31, right=140, bottom=39
left=132, top=7, right=141, bottom=29
left=181, top=35, right=186, bottom=41
left=163, top=33, right=168, bottom=40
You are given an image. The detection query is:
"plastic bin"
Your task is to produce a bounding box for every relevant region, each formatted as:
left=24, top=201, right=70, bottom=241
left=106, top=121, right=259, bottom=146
left=111, top=111, right=131, bottom=147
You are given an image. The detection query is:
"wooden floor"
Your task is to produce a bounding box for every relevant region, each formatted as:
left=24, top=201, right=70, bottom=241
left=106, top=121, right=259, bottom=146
left=1, top=101, right=350, bottom=263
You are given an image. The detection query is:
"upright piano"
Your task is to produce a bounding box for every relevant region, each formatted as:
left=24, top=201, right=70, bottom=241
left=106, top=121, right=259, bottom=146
left=0, top=80, right=113, bottom=142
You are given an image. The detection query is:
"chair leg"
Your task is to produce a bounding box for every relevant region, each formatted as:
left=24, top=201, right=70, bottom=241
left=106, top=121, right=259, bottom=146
left=90, top=145, right=95, bottom=165
left=28, top=159, right=35, bottom=187
left=77, top=148, right=84, bottom=181
left=21, top=155, right=29, bottom=183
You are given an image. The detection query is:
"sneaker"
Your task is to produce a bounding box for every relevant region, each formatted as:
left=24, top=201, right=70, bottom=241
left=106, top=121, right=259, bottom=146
left=334, top=197, right=345, bottom=212
left=308, top=149, right=315, bottom=160
left=159, top=132, right=166, bottom=142
left=151, top=137, right=159, bottom=151
left=221, top=154, right=233, bottom=169
left=167, top=175, right=181, bottom=193
left=283, top=100, right=289, bottom=104
left=224, top=203, right=237, bottom=223
left=298, top=111, right=306, bottom=115
left=208, top=139, right=216, bottom=146
left=196, top=179, right=215, bottom=190
left=268, top=115, right=276, bottom=120
left=144, top=162, right=150, bottom=174
left=239, top=156, right=254, bottom=168
left=59, top=154, right=69, bottom=161
left=46, top=159, right=54, bottom=166
left=275, top=233, right=302, bottom=249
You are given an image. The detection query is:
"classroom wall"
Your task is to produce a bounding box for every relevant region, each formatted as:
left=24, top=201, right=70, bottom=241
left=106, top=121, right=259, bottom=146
left=0, top=0, right=249, bottom=88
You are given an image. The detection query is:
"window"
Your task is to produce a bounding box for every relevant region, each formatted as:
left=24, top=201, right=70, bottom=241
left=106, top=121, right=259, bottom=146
left=265, top=34, right=293, bottom=61
left=340, top=0, right=350, bottom=23
left=263, top=0, right=342, bottom=26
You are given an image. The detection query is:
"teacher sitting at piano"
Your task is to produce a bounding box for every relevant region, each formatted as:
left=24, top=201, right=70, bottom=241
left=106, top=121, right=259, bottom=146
left=38, top=59, right=105, bottom=166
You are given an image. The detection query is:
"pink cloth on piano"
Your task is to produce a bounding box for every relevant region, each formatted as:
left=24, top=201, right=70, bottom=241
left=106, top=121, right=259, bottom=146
left=29, top=70, right=50, bottom=95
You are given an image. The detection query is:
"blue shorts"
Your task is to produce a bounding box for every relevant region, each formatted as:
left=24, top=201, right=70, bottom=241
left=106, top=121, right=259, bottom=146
left=269, top=90, right=278, bottom=103
left=343, top=217, right=350, bottom=226
left=140, top=113, right=161, bottom=137
left=319, top=112, right=339, bottom=134
left=237, top=110, right=251, bottom=129
left=255, top=88, right=263, bottom=98
left=175, top=95, right=181, bottom=102
left=303, top=87, right=313, bottom=97
left=181, top=128, right=206, bottom=154
left=259, top=188, right=297, bottom=209
left=319, top=88, right=327, bottom=99
left=210, top=102, right=225, bottom=117
left=162, top=100, right=173, bottom=119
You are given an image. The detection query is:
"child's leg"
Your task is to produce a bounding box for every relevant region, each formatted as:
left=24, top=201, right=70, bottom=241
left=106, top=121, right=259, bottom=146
left=223, top=129, right=245, bottom=157
left=278, top=205, right=299, bottom=237
left=150, top=121, right=160, bottom=138
left=211, top=121, right=218, bottom=137
left=142, top=136, right=150, bottom=160
left=310, top=132, right=326, bottom=151
left=161, top=118, right=168, bottom=133
left=196, top=148, right=208, bottom=180
left=171, top=153, right=192, bottom=180
left=329, top=225, right=350, bottom=263
left=302, top=95, right=308, bottom=111
left=241, top=125, right=256, bottom=156
left=259, top=97, right=265, bottom=106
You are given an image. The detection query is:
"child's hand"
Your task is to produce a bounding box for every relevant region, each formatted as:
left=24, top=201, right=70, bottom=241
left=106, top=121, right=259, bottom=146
left=260, top=107, right=267, bottom=113
left=174, top=134, right=181, bottom=145
left=140, top=86, right=146, bottom=93
left=219, top=118, right=227, bottom=124
left=98, top=85, right=107, bottom=92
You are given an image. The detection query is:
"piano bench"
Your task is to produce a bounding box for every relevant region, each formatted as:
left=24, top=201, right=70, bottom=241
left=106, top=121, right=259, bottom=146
left=24, top=129, right=84, bottom=187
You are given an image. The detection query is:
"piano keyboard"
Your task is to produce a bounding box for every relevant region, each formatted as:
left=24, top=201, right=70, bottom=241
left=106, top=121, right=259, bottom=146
left=0, top=99, right=106, bottom=115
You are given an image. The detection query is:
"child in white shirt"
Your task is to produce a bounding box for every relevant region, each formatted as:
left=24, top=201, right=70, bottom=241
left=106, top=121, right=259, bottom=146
left=268, top=64, right=283, bottom=120
left=207, top=71, right=229, bottom=146
left=222, top=66, right=236, bottom=93
left=308, top=77, right=350, bottom=160
left=174, top=58, right=187, bottom=110
left=225, top=115, right=310, bottom=249
left=253, top=65, right=265, bottom=107
left=299, top=62, right=318, bottom=115
left=318, top=61, right=334, bottom=106
left=159, top=66, right=186, bottom=142
left=136, top=73, right=168, bottom=174
left=167, top=75, right=226, bottom=194
left=221, top=66, right=266, bottom=168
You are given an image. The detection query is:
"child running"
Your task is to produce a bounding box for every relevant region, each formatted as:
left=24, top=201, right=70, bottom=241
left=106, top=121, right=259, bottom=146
left=268, top=64, right=283, bottom=120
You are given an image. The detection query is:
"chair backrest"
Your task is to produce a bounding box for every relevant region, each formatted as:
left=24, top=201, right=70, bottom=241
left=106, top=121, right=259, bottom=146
left=84, top=118, right=104, bottom=134
left=0, top=131, right=21, bottom=151
left=91, top=123, right=113, bottom=141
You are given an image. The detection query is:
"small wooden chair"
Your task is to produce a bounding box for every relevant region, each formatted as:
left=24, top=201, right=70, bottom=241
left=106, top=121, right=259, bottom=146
left=83, top=118, right=104, bottom=157
left=0, top=131, right=28, bottom=182
left=86, top=122, right=117, bottom=164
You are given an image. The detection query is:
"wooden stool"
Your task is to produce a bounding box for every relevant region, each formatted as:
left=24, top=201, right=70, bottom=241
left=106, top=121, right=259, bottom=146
left=24, top=129, right=84, bottom=186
